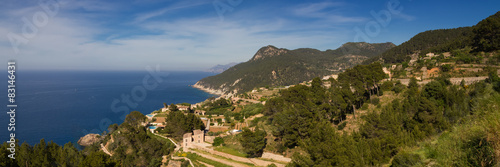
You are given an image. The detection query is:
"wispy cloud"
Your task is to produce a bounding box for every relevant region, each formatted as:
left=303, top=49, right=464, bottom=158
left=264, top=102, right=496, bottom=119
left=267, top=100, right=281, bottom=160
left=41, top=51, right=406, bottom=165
left=292, top=2, right=367, bottom=23
left=0, top=0, right=392, bottom=70
left=133, top=0, right=210, bottom=23
left=393, top=12, right=416, bottom=21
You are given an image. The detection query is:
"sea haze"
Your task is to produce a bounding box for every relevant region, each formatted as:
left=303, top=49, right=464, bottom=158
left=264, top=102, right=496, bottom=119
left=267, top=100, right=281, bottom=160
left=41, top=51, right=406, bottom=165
left=0, top=70, right=215, bottom=146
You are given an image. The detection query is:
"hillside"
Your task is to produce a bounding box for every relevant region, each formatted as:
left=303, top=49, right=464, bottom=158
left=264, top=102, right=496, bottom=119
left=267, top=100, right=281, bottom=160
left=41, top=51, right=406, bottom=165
left=365, top=27, right=473, bottom=64
left=194, top=42, right=395, bottom=95
left=366, top=11, right=500, bottom=64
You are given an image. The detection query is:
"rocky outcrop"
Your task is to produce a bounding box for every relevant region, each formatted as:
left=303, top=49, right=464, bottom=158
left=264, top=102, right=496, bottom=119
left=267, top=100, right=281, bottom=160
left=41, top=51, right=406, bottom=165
left=78, top=133, right=102, bottom=146
left=192, top=81, right=225, bottom=96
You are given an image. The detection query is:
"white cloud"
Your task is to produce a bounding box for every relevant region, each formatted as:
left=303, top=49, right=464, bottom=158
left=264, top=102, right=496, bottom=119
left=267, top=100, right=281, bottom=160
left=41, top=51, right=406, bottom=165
left=393, top=12, right=416, bottom=21
left=292, top=1, right=367, bottom=23
left=1, top=0, right=356, bottom=71
left=133, top=0, right=211, bottom=23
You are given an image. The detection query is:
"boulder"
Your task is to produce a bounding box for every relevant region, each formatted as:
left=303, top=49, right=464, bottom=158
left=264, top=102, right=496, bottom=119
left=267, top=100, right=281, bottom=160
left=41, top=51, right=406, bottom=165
left=78, top=133, right=101, bottom=146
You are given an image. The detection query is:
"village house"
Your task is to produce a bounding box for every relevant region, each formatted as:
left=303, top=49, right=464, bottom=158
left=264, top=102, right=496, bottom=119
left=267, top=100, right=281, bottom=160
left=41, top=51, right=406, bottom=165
left=151, top=117, right=166, bottom=126
left=177, top=105, right=190, bottom=111
left=182, top=129, right=205, bottom=148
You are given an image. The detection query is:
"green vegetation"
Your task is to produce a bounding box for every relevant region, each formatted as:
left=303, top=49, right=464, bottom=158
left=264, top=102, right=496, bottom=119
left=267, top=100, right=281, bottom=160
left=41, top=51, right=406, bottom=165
left=239, top=128, right=267, bottom=158
left=473, top=11, right=500, bottom=52
left=253, top=62, right=500, bottom=166
left=240, top=103, right=264, bottom=118
left=0, top=111, right=175, bottom=167
left=367, top=27, right=473, bottom=64
left=160, top=111, right=205, bottom=140
left=198, top=42, right=394, bottom=94
left=212, top=137, right=224, bottom=147
left=213, top=146, right=248, bottom=157
left=367, top=11, right=500, bottom=65
left=203, top=98, right=233, bottom=116
left=168, top=103, right=179, bottom=111
left=124, top=111, right=146, bottom=127
left=186, top=152, right=232, bottom=167
left=392, top=83, right=500, bottom=166
left=104, top=112, right=175, bottom=166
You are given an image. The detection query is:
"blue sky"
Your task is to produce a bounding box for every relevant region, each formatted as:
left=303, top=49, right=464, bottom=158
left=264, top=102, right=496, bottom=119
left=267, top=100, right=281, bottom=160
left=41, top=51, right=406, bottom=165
left=1, top=0, right=499, bottom=71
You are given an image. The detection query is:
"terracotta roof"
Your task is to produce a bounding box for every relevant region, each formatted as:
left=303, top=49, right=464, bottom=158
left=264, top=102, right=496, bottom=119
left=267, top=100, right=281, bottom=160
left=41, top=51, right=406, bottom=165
left=154, top=117, right=166, bottom=124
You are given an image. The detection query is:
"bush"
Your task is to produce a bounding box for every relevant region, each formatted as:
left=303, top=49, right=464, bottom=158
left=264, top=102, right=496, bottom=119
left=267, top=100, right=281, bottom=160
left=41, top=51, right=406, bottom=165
left=440, top=64, right=453, bottom=72
left=371, top=97, right=380, bottom=105
left=241, top=103, right=264, bottom=117
left=391, top=152, right=422, bottom=167
left=213, top=137, right=224, bottom=147
left=338, top=121, right=347, bottom=130
left=361, top=103, right=369, bottom=110
left=381, top=81, right=394, bottom=91
left=463, top=136, right=496, bottom=167
left=267, top=164, right=278, bottom=167
left=392, top=81, right=405, bottom=94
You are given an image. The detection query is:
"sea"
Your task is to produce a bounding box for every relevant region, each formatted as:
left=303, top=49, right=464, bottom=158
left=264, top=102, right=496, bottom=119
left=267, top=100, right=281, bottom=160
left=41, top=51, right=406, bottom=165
left=0, top=70, right=215, bottom=147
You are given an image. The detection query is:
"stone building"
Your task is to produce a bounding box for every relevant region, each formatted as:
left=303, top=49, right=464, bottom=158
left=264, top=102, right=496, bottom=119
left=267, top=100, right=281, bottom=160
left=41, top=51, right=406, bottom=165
left=182, top=129, right=205, bottom=148
left=183, top=133, right=192, bottom=148
left=193, top=130, right=204, bottom=144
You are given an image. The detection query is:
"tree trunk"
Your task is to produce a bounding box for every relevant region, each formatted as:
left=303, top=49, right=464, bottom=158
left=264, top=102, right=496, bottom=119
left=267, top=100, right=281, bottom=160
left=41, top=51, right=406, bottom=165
left=369, top=88, right=373, bottom=103
left=352, top=104, right=356, bottom=119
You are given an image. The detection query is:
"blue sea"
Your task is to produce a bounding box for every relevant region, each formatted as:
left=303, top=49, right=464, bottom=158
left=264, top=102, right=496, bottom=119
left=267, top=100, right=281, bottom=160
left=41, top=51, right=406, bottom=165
left=0, top=71, right=215, bottom=147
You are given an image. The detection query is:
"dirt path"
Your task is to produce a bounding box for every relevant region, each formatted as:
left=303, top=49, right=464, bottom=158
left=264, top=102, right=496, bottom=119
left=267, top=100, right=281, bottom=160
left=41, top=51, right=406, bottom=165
left=191, top=145, right=285, bottom=167
left=194, top=150, right=250, bottom=167
left=171, top=156, right=195, bottom=167
left=198, top=161, right=214, bottom=167
left=101, top=143, right=113, bottom=156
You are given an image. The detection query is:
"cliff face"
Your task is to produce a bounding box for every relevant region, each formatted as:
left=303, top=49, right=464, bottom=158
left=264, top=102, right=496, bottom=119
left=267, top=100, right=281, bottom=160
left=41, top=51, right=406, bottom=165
left=78, top=133, right=101, bottom=146
left=194, top=42, right=395, bottom=96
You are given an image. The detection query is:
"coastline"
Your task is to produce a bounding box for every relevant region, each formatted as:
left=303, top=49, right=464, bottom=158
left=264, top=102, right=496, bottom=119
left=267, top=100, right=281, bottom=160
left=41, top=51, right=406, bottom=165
left=191, top=81, right=227, bottom=97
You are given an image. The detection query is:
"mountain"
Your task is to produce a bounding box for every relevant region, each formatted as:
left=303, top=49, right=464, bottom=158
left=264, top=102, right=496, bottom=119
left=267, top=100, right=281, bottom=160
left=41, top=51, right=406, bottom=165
left=365, top=27, right=474, bottom=64
left=193, top=42, right=395, bottom=96
left=205, top=62, right=240, bottom=73
left=366, top=11, right=500, bottom=64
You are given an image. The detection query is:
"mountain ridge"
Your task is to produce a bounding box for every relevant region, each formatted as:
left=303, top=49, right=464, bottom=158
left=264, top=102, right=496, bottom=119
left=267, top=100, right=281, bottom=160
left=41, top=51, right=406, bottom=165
left=194, top=42, right=395, bottom=96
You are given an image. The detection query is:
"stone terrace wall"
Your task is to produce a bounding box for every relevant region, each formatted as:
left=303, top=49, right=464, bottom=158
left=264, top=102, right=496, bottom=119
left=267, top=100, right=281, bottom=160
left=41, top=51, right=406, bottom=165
left=261, top=152, right=292, bottom=163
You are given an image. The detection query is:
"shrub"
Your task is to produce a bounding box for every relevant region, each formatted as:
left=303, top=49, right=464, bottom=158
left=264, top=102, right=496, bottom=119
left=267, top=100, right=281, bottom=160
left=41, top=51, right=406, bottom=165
left=338, top=121, right=347, bottom=130
left=381, top=81, right=394, bottom=91
left=371, top=97, right=380, bottom=105
left=440, top=64, right=453, bottom=72
left=463, top=136, right=495, bottom=167
left=213, top=137, right=224, bottom=147
left=392, top=82, right=405, bottom=94
left=391, top=152, right=422, bottom=167
left=361, top=103, right=369, bottom=110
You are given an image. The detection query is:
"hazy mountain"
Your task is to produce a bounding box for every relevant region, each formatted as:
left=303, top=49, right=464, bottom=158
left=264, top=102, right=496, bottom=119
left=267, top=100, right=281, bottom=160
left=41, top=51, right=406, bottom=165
left=205, top=62, right=240, bottom=73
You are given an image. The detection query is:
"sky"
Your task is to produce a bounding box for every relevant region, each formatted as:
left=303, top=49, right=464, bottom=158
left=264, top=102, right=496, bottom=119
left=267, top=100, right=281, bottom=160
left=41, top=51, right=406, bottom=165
left=0, top=0, right=499, bottom=71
